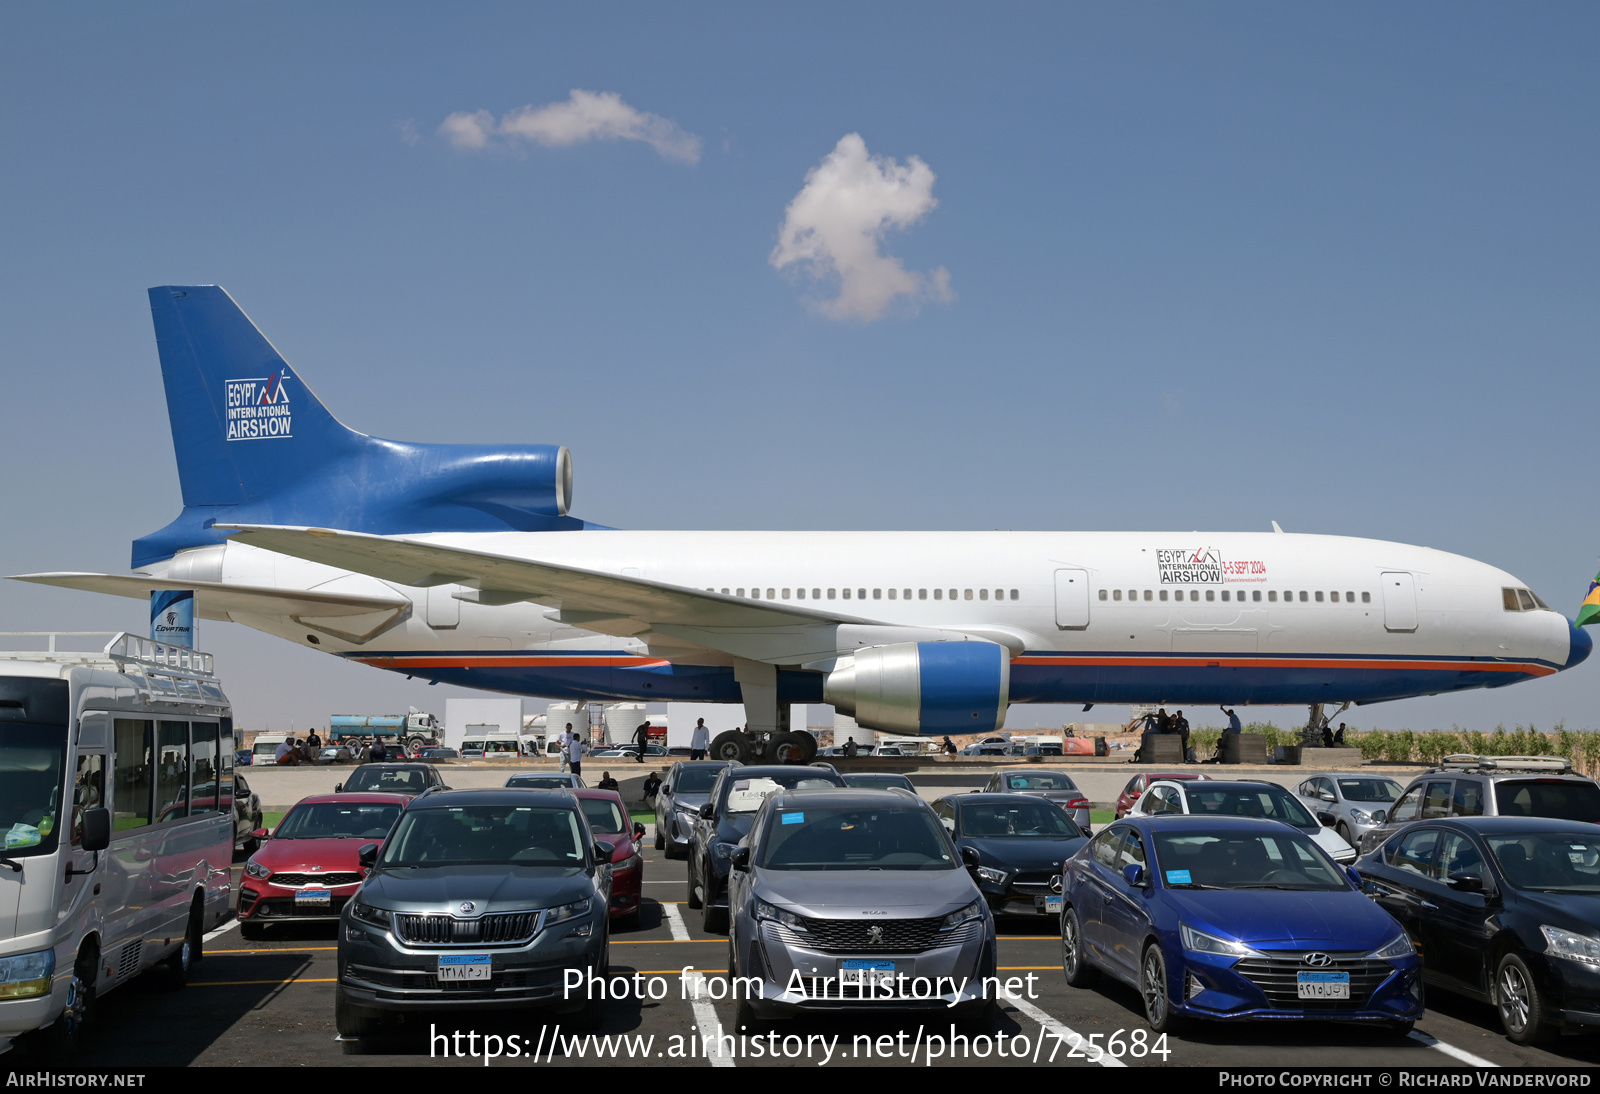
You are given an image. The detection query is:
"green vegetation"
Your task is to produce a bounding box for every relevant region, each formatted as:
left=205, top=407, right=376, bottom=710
left=1189, top=720, right=1600, bottom=773
left=261, top=811, right=284, bottom=830
left=1090, top=810, right=1114, bottom=825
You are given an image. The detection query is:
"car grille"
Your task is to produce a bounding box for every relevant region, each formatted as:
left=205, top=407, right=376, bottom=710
left=1232, top=952, right=1394, bottom=1010
left=269, top=872, right=363, bottom=887
left=776, top=916, right=979, bottom=954
left=393, top=911, right=541, bottom=946
left=1009, top=871, right=1060, bottom=895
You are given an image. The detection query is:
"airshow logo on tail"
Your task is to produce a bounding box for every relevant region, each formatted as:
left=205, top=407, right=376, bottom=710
left=225, top=368, right=293, bottom=440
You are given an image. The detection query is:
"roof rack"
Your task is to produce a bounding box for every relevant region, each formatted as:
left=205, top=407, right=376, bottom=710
left=0, top=631, right=225, bottom=709
left=1437, top=753, right=1573, bottom=775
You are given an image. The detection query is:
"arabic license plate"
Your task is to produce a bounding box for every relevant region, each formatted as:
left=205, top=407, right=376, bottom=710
left=1297, top=971, right=1349, bottom=999
left=437, top=954, right=492, bottom=982
left=841, top=959, right=895, bottom=987
left=1043, top=895, right=1063, bottom=914
left=293, top=888, right=332, bottom=908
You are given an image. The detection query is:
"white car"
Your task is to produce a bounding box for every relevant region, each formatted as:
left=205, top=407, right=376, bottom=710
left=1128, top=778, right=1358, bottom=864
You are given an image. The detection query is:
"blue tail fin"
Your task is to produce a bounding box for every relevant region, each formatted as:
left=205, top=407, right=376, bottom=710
left=134, top=286, right=589, bottom=567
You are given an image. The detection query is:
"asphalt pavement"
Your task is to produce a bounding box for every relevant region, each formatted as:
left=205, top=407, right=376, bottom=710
left=10, top=822, right=1600, bottom=1069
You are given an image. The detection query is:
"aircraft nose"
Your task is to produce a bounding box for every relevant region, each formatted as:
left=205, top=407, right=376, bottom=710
left=1567, top=623, right=1593, bottom=669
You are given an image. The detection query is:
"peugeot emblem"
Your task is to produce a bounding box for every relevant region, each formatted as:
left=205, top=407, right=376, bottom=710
left=459, top=901, right=476, bottom=915
left=867, top=924, right=884, bottom=945
left=1303, top=952, right=1332, bottom=967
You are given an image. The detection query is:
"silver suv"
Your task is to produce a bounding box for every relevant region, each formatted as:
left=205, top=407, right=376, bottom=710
left=335, top=788, right=613, bottom=1050
left=1356, top=756, right=1600, bottom=854
left=725, top=788, right=997, bottom=1031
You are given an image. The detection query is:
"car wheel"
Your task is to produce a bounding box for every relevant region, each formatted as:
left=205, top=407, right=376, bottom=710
left=42, top=944, right=98, bottom=1052
left=1061, top=908, right=1098, bottom=987
left=654, top=824, right=665, bottom=851
left=335, top=984, right=384, bottom=1047
left=161, top=898, right=203, bottom=989
left=1140, top=944, right=1187, bottom=1034
left=1496, top=952, right=1559, bottom=1046
left=687, top=857, right=703, bottom=909
left=1336, top=822, right=1353, bottom=846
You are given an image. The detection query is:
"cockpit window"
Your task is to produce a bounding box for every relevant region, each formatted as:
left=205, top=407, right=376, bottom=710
left=1503, top=587, right=1551, bottom=612
left=1516, top=589, right=1537, bottom=611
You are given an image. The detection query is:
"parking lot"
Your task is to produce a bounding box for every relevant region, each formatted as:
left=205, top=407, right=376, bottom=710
left=23, top=816, right=1600, bottom=1069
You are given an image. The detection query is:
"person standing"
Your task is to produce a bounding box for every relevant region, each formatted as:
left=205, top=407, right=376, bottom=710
left=558, top=724, right=574, bottom=772
left=306, top=729, right=322, bottom=750
left=844, top=737, right=858, bottom=758
left=1171, top=710, right=1191, bottom=760
left=633, top=721, right=651, bottom=762
left=566, top=728, right=587, bottom=778
left=370, top=737, right=387, bottom=763
left=689, top=718, right=710, bottom=761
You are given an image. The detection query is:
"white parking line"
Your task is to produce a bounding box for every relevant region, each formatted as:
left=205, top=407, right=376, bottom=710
left=684, top=973, right=736, bottom=1067
left=1006, top=995, right=1128, bottom=1067
left=1408, top=1029, right=1498, bottom=1067
left=203, top=918, right=240, bottom=942
left=662, top=903, right=691, bottom=942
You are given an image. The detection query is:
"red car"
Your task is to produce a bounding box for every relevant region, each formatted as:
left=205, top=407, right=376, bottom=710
left=572, top=789, right=646, bottom=927
left=237, top=793, right=408, bottom=939
left=1112, top=772, right=1212, bottom=818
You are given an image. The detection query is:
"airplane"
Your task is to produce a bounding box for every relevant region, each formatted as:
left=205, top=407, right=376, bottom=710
left=14, top=286, right=1592, bottom=764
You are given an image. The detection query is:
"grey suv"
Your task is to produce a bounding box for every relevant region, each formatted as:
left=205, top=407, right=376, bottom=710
left=335, top=788, right=613, bottom=1050
left=654, top=761, right=736, bottom=859
left=1356, top=756, right=1600, bottom=854
left=725, top=788, right=997, bottom=1031
left=1295, top=772, right=1405, bottom=848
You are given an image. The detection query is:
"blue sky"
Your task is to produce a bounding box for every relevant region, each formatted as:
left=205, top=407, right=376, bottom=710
left=1, top=2, right=1596, bottom=734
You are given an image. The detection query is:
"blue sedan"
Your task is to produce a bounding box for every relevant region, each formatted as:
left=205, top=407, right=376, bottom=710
left=1060, top=815, right=1423, bottom=1035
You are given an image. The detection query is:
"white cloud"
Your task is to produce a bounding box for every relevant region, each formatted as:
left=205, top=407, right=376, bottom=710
left=770, top=133, right=953, bottom=322
left=438, top=90, right=700, bottom=163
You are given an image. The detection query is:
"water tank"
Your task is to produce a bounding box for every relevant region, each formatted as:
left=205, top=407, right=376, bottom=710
left=831, top=712, right=876, bottom=750
left=603, top=703, right=649, bottom=745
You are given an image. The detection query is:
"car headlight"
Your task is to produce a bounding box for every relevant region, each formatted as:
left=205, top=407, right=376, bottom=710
left=941, top=899, right=984, bottom=930
left=615, top=854, right=642, bottom=873
left=1368, top=933, right=1415, bottom=961
left=545, top=899, right=590, bottom=926
left=1349, top=808, right=1374, bottom=825
left=349, top=899, right=392, bottom=928
left=243, top=859, right=271, bottom=880
left=975, top=866, right=1009, bottom=886
left=711, top=840, right=740, bottom=860
left=1541, top=925, right=1600, bottom=967
left=753, top=897, right=808, bottom=932
left=1180, top=924, right=1256, bottom=957
left=0, top=949, right=55, bottom=1000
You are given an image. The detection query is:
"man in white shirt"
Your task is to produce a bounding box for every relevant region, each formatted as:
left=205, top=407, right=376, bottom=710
left=565, top=729, right=588, bottom=777
left=558, top=724, right=573, bottom=772
left=273, top=739, right=300, bottom=766
left=689, top=718, right=710, bottom=760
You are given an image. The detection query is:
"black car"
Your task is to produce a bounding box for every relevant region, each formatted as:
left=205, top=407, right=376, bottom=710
left=334, top=762, right=447, bottom=798
left=1355, top=816, right=1600, bottom=1045
left=335, top=788, right=614, bottom=1050
left=687, top=764, right=845, bottom=932
left=932, top=793, right=1087, bottom=917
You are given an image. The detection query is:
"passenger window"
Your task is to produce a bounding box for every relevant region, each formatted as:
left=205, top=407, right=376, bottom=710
left=1205, top=590, right=1215, bottom=602
left=1114, top=832, right=1148, bottom=874
left=934, top=589, right=943, bottom=600
left=1421, top=781, right=1452, bottom=819
left=1362, top=592, right=1371, bottom=603
left=873, top=589, right=882, bottom=600
left=191, top=722, right=219, bottom=815
left=1221, top=590, right=1230, bottom=602
left=1252, top=590, right=1262, bottom=602
left=888, top=588, right=896, bottom=600
left=978, top=589, right=988, bottom=600
left=1091, top=829, right=1122, bottom=868
left=157, top=720, right=188, bottom=822
left=906, top=590, right=914, bottom=600
left=738, top=588, right=746, bottom=597
left=1113, top=589, right=1122, bottom=601
left=1516, top=589, right=1537, bottom=611
left=1099, top=589, right=1109, bottom=601
left=767, top=588, right=776, bottom=599
left=796, top=588, right=805, bottom=599
left=1435, top=833, right=1485, bottom=883
left=113, top=718, right=152, bottom=830
left=1388, top=786, right=1423, bottom=824
left=72, top=754, right=106, bottom=845
left=995, top=589, right=1004, bottom=600
left=827, top=588, right=836, bottom=599
left=1009, top=590, right=1019, bottom=600
left=948, top=589, right=957, bottom=600
left=1389, top=828, right=1441, bottom=876
left=963, top=589, right=971, bottom=600
left=721, top=588, right=729, bottom=595
left=842, top=588, right=851, bottom=599
left=1159, top=590, right=1168, bottom=601
left=1451, top=780, right=1484, bottom=818
left=1268, top=591, right=1277, bottom=602
left=813, top=589, right=821, bottom=599
left=1299, top=591, right=1308, bottom=602
left=859, top=589, right=867, bottom=600
left=1329, top=591, right=1338, bottom=603
left=1315, top=591, right=1324, bottom=603
left=1143, top=590, right=1152, bottom=601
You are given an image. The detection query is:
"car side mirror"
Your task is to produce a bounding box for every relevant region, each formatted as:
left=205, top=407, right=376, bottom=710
left=1317, top=811, right=1336, bottom=827
left=633, top=822, right=646, bottom=839
left=1371, top=809, right=1387, bottom=824
left=334, top=783, right=343, bottom=793
left=1446, top=873, right=1484, bottom=893
left=1122, top=863, right=1146, bottom=887
left=357, top=843, right=380, bottom=869
left=699, top=803, right=716, bottom=819
left=1345, top=866, right=1363, bottom=888
left=593, top=842, right=612, bottom=864
left=732, top=847, right=750, bottom=871
left=960, top=846, right=982, bottom=870
left=1320, top=792, right=1337, bottom=803
left=252, top=827, right=270, bottom=840
left=80, top=808, right=110, bottom=853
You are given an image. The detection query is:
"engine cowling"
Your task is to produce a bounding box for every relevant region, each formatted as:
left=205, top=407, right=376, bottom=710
left=823, top=641, right=1010, bottom=735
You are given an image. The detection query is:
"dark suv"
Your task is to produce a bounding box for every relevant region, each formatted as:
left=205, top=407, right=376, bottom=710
left=335, top=788, right=614, bottom=1050
left=335, top=762, right=448, bottom=798
left=1357, top=756, right=1600, bottom=854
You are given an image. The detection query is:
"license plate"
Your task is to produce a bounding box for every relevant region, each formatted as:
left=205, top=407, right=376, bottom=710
left=437, top=954, right=492, bottom=982
left=1297, top=971, right=1349, bottom=999
left=841, top=959, right=895, bottom=987
left=293, top=888, right=331, bottom=908
left=1043, top=895, right=1063, bottom=914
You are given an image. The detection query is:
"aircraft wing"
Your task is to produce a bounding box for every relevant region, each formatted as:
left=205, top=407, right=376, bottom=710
left=216, top=524, right=877, bottom=630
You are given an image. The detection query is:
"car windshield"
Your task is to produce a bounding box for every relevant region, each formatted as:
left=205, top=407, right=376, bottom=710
left=0, top=723, right=67, bottom=858
left=1004, top=773, right=1078, bottom=791
left=843, top=774, right=915, bottom=791
left=579, top=798, right=627, bottom=835
left=507, top=776, right=575, bottom=789
left=961, top=802, right=1079, bottom=837
left=721, top=771, right=841, bottom=814
left=1487, top=832, right=1600, bottom=892
left=343, top=766, right=428, bottom=793
left=274, top=802, right=401, bottom=840
left=757, top=805, right=955, bottom=871
left=1184, top=786, right=1317, bottom=828
left=1337, top=778, right=1402, bottom=803
left=1153, top=830, right=1347, bottom=890
left=381, top=805, right=585, bottom=869
left=675, top=767, right=725, bottom=794
left=1494, top=781, right=1600, bottom=824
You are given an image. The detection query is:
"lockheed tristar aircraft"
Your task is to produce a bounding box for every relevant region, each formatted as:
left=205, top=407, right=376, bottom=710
left=15, top=287, right=1593, bottom=764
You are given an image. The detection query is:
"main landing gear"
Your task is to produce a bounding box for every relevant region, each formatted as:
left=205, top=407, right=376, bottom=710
left=1301, top=701, right=1351, bottom=748
left=706, top=658, right=818, bottom=765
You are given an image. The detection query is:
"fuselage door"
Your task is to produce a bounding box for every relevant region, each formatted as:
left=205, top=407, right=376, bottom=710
left=1381, top=572, right=1418, bottom=633
left=1054, top=569, right=1090, bottom=630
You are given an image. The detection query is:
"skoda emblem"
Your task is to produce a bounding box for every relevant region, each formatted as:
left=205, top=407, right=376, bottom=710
left=867, top=925, right=884, bottom=945
left=459, top=901, right=476, bottom=915
left=1303, top=952, right=1332, bottom=967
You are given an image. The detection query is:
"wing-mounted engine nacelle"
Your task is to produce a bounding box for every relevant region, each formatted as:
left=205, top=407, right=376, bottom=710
left=823, top=640, right=1010, bottom=735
